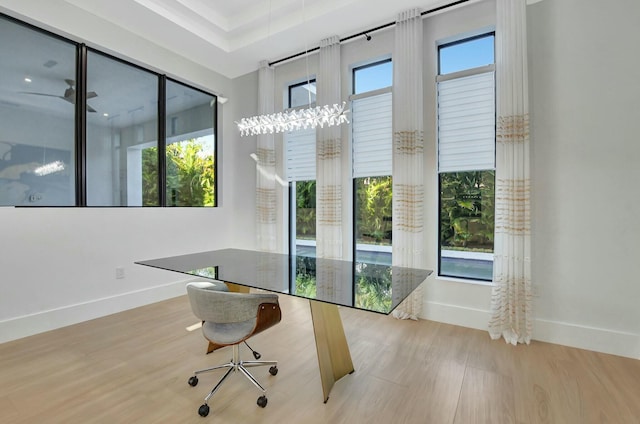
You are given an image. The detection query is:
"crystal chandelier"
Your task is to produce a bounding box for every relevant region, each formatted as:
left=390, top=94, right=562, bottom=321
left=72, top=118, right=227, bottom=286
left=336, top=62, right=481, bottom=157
left=34, top=160, right=65, bottom=176
left=236, top=102, right=349, bottom=137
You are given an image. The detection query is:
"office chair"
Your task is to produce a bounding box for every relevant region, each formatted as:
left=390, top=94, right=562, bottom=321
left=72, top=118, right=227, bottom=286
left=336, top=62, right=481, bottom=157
left=185, top=281, right=281, bottom=417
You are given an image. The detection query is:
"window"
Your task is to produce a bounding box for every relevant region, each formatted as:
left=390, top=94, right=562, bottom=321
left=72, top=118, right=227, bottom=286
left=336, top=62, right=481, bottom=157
left=0, top=14, right=217, bottom=207
left=351, top=59, right=393, bottom=270
left=164, top=80, right=216, bottom=207
left=86, top=51, right=159, bottom=206
left=353, top=60, right=392, bottom=94
left=286, top=80, right=316, bottom=256
left=289, top=80, right=316, bottom=108
left=437, top=33, right=495, bottom=281
left=0, top=16, right=77, bottom=206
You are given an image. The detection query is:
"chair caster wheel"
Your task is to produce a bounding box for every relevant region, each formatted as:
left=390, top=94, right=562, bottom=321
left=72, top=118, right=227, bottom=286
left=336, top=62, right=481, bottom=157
left=198, top=404, right=209, bottom=417
left=257, top=395, right=268, bottom=408
left=269, top=366, right=278, bottom=376
left=188, top=376, right=198, bottom=387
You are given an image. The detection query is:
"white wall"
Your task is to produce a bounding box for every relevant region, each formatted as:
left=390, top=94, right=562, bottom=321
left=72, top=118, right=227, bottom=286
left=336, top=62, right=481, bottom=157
left=527, top=0, right=640, bottom=358
left=0, top=0, right=258, bottom=342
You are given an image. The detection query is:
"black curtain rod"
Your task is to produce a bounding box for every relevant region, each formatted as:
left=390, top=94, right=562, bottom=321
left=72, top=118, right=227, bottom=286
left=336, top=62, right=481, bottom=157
left=268, top=0, right=470, bottom=67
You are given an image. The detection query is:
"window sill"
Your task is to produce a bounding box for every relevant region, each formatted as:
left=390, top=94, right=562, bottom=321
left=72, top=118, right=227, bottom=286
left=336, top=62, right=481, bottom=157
left=435, top=275, right=494, bottom=287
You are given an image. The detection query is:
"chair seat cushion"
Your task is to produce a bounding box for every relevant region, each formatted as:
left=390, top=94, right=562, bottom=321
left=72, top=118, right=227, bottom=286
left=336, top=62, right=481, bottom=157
left=202, top=320, right=255, bottom=345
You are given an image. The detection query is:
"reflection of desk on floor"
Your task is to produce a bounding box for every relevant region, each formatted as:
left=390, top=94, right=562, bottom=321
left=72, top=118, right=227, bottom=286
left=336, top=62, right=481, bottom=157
left=136, top=248, right=432, bottom=402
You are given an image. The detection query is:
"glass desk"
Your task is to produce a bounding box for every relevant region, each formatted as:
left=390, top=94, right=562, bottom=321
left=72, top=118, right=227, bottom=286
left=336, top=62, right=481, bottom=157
left=136, top=248, right=432, bottom=402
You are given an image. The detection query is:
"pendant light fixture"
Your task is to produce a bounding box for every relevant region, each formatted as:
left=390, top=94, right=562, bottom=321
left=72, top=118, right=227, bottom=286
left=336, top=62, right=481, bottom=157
left=236, top=0, right=349, bottom=137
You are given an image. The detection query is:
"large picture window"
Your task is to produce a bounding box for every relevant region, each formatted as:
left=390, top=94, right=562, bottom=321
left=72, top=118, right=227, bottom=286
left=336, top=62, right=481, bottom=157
left=286, top=79, right=317, bottom=256
left=0, top=14, right=217, bottom=207
left=351, top=59, right=393, bottom=311
left=86, top=51, right=159, bottom=206
left=351, top=59, right=393, bottom=266
left=163, top=81, right=216, bottom=207
left=437, top=33, right=495, bottom=281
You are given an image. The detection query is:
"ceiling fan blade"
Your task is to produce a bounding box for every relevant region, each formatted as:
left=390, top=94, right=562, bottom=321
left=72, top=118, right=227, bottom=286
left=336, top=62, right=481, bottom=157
left=19, top=91, right=62, bottom=98
left=63, top=87, right=75, bottom=100
left=87, top=104, right=97, bottom=113
left=87, top=91, right=98, bottom=99
left=64, top=79, right=75, bottom=87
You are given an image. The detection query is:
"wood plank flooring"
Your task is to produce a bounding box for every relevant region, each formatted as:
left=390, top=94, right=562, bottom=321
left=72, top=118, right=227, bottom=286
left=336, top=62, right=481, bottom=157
left=1, top=294, right=638, bottom=423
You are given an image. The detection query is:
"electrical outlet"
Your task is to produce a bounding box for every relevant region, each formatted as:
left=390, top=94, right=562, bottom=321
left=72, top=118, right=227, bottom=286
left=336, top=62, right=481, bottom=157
left=115, top=267, right=125, bottom=279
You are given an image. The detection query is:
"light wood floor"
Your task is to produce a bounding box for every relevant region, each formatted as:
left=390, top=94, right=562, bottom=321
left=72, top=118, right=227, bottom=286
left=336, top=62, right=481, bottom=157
left=1, top=295, right=639, bottom=424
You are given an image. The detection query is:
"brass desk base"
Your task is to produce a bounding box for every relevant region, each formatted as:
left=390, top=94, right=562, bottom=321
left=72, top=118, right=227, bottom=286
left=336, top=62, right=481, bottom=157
left=309, top=300, right=355, bottom=403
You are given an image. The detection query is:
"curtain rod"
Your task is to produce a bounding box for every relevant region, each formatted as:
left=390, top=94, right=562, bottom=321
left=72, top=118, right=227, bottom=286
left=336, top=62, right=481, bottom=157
left=268, top=0, right=471, bottom=67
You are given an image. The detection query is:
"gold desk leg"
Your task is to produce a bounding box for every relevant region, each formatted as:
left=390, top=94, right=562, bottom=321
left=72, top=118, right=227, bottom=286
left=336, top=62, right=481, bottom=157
left=224, top=283, right=250, bottom=293
left=309, top=300, right=355, bottom=403
left=206, top=282, right=250, bottom=354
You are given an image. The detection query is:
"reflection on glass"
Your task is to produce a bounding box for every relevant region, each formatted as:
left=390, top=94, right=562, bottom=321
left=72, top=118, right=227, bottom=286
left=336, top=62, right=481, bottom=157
left=294, top=180, right=316, bottom=252
left=86, top=51, right=159, bottom=206
left=164, top=80, right=216, bottom=207
left=293, top=255, right=393, bottom=313
left=355, top=262, right=392, bottom=313
left=0, top=16, right=76, bottom=206
left=294, top=255, right=317, bottom=298
left=188, top=267, right=218, bottom=279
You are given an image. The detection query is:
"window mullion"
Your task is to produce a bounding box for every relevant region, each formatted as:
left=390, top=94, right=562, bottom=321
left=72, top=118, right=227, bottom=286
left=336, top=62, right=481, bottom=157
left=158, top=76, right=166, bottom=207
left=75, top=43, right=88, bottom=206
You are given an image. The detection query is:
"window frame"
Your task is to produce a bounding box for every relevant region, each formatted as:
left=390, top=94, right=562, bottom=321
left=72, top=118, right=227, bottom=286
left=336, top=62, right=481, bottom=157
left=1, top=12, right=218, bottom=208
left=286, top=79, right=318, bottom=256
left=436, top=32, right=496, bottom=282
left=350, top=58, right=393, bottom=264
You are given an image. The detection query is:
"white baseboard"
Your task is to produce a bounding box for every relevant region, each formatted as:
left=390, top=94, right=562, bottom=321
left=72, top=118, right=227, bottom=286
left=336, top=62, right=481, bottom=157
left=533, top=319, right=639, bottom=360
left=0, top=280, right=190, bottom=344
left=3, top=291, right=638, bottom=360
left=422, top=301, right=639, bottom=359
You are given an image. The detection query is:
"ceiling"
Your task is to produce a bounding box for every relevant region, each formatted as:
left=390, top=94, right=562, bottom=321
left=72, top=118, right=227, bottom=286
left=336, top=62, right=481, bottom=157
left=63, top=0, right=456, bottom=79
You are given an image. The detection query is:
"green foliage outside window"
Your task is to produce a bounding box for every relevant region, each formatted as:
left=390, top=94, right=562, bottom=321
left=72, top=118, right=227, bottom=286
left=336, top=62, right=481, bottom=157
left=355, top=263, right=392, bottom=312
left=295, top=180, right=316, bottom=239
left=142, top=140, right=215, bottom=207
left=440, top=170, right=495, bottom=251
left=293, top=256, right=392, bottom=312
left=141, top=147, right=159, bottom=206
left=355, top=176, right=392, bottom=245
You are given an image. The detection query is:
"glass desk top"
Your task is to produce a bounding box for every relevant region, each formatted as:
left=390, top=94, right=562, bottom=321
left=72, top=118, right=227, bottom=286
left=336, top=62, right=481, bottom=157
left=136, top=248, right=432, bottom=315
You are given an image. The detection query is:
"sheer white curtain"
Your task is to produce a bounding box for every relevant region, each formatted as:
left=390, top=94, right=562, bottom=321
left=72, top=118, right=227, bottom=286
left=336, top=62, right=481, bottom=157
left=256, top=61, right=277, bottom=252
left=314, top=36, right=343, bottom=302
left=315, top=36, right=342, bottom=260
left=392, top=9, right=425, bottom=320
left=489, top=0, right=532, bottom=344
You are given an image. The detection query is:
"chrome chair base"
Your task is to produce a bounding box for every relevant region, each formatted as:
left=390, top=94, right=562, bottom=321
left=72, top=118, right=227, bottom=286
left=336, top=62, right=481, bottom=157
left=188, top=344, right=278, bottom=416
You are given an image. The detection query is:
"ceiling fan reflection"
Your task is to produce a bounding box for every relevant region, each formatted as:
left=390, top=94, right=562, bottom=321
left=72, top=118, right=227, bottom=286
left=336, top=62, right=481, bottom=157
left=20, top=79, right=98, bottom=112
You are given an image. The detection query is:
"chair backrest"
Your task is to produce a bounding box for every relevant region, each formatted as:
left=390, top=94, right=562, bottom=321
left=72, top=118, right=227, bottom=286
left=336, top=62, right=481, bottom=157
left=186, top=282, right=280, bottom=325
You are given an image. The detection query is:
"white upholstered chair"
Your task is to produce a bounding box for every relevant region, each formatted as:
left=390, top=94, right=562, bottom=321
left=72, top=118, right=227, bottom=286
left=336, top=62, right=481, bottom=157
left=185, top=281, right=281, bottom=417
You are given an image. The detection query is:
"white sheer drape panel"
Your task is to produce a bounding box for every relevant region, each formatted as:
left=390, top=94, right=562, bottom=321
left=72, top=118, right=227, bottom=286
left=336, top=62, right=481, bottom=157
left=392, top=8, right=425, bottom=320
left=256, top=61, right=277, bottom=252
left=316, top=36, right=343, bottom=260
left=489, top=0, right=532, bottom=345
